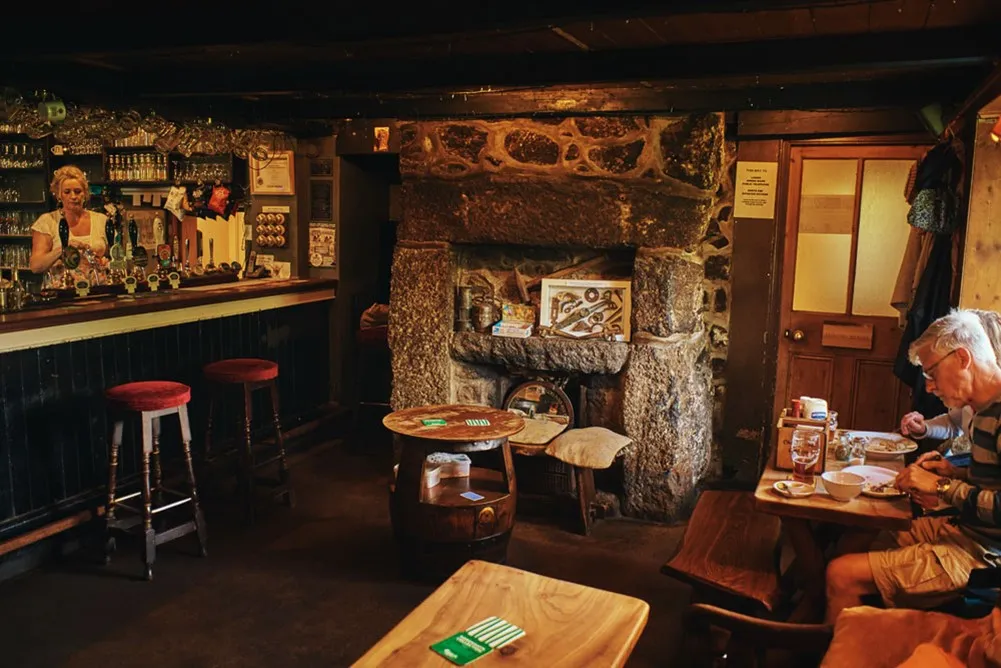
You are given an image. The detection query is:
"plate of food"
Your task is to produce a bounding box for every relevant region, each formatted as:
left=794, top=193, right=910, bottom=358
left=842, top=431, right=918, bottom=459
left=773, top=480, right=814, bottom=498
left=841, top=465, right=907, bottom=498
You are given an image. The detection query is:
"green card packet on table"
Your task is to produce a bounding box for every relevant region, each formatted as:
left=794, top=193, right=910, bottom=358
left=422, top=418, right=447, bottom=426
left=465, top=419, right=490, bottom=426
left=430, top=616, right=525, bottom=665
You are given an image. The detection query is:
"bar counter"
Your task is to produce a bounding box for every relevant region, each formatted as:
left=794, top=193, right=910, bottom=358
left=0, top=277, right=336, bottom=548
left=0, top=278, right=336, bottom=353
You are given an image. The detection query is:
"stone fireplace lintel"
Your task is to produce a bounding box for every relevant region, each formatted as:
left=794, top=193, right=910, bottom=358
left=452, top=332, right=630, bottom=375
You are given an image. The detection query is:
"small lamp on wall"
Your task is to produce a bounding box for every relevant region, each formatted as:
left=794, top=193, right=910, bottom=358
left=991, top=117, right=1001, bottom=143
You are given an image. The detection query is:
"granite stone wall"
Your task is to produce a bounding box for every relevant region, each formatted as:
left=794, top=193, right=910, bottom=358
left=388, top=114, right=725, bottom=521
left=702, top=140, right=737, bottom=477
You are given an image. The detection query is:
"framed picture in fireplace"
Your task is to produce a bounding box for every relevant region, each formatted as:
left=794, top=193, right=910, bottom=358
left=539, top=278, right=631, bottom=342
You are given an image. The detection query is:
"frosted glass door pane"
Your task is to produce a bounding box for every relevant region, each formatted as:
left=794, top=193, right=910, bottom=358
left=852, top=159, right=914, bottom=316
left=793, top=159, right=858, bottom=313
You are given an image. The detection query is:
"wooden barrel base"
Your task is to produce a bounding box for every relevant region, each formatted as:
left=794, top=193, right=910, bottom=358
left=396, top=531, right=512, bottom=582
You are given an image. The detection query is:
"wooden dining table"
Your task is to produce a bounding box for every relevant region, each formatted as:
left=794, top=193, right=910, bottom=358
left=754, top=433, right=915, bottom=621
left=352, top=559, right=650, bottom=667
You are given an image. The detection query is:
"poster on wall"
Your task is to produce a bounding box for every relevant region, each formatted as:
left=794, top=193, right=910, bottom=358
left=308, top=222, right=337, bottom=268
left=249, top=150, right=295, bottom=195
left=734, top=161, right=778, bottom=219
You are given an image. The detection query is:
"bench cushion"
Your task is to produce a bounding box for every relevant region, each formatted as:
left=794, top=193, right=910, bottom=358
left=545, top=427, right=631, bottom=469
left=662, top=490, right=783, bottom=613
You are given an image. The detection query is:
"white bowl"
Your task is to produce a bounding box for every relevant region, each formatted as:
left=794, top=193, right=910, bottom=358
left=822, top=471, right=865, bottom=502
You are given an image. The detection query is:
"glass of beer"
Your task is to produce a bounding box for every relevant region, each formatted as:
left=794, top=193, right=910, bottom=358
left=791, top=427, right=823, bottom=485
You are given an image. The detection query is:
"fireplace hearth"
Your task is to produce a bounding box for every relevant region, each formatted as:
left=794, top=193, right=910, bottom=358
left=388, top=114, right=724, bottom=521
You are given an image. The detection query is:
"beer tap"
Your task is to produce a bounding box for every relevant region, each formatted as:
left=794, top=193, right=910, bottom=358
left=58, top=211, right=80, bottom=273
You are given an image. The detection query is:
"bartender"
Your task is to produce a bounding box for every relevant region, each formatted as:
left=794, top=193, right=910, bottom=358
left=29, top=165, right=110, bottom=284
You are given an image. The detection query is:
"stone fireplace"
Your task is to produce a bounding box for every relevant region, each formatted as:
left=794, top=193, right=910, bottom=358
left=387, top=114, right=725, bottom=521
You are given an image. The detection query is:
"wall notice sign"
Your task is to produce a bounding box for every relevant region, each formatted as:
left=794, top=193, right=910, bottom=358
left=734, top=161, right=778, bottom=219
left=308, top=222, right=336, bottom=268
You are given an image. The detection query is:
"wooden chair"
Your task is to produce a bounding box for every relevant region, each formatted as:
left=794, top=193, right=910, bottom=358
left=683, top=603, right=832, bottom=668
left=662, top=490, right=785, bottom=617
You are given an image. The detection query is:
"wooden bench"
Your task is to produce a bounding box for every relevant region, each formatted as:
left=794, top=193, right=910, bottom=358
left=662, top=490, right=784, bottom=616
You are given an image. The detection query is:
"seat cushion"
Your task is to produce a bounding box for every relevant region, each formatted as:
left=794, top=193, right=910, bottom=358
left=204, top=358, right=279, bottom=384
left=545, top=427, right=632, bottom=469
left=820, top=606, right=1001, bottom=668
left=106, top=381, right=191, bottom=412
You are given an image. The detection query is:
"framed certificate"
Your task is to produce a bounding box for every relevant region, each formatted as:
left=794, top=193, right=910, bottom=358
left=249, top=150, right=295, bottom=195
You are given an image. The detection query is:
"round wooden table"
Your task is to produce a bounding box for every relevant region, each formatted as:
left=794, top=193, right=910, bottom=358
left=383, top=404, right=524, bottom=580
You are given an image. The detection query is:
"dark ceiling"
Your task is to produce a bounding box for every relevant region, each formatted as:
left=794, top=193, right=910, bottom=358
left=3, top=0, right=1000, bottom=132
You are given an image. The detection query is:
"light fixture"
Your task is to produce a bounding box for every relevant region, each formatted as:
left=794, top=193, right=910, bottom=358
left=991, top=117, right=1001, bottom=143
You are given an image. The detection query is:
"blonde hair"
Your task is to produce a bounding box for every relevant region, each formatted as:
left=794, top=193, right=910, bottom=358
left=50, top=165, right=89, bottom=201
left=909, top=308, right=1000, bottom=367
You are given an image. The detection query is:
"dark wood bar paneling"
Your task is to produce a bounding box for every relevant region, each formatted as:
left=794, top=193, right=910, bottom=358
left=0, top=300, right=331, bottom=542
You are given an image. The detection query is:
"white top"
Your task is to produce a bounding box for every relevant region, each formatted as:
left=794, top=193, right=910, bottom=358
left=31, top=210, right=109, bottom=256
left=918, top=406, right=972, bottom=441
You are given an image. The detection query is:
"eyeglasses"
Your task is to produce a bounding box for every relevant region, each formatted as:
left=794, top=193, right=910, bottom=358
left=922, top=349, right=958, bottom=381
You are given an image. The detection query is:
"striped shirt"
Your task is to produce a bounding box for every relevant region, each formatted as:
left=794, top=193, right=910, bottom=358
left=942, top=399, right=1001, bottom=549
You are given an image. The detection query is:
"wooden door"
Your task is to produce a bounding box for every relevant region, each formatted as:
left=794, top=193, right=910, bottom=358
left=774, top=145, right=927, bottom=431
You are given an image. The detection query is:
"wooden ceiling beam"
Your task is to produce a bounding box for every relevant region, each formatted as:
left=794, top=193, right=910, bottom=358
left=0, top=1, right=882, bottom=57
left=9, top=26, right=994, bottom=101
left=123, top=70, right=982, bottom=131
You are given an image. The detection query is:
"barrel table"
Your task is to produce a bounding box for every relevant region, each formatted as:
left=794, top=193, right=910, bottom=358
left=384, top=404, right=524, bottom=580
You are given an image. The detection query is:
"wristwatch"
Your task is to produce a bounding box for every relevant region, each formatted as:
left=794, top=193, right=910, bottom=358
left=936, top=477, right=953, bottom=497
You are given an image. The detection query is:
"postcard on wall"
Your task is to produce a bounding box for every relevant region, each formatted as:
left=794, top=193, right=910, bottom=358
left=734, top=161, right=778, bottom=219
left=308, top=222, right=337, bottom=268
left=249, top=150, right=295, bottom=196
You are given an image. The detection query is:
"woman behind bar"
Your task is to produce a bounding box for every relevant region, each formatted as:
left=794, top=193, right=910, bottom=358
left=29, top=165, right=109, bottom=282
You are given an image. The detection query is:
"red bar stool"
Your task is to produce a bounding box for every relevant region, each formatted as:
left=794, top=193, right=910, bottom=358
left=104, top=381, right=208, bottom=581
left=203, top=358, right=294, bottom=522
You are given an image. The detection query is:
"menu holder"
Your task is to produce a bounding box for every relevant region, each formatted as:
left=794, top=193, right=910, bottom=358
left=774, top=408, right=834, bottom=471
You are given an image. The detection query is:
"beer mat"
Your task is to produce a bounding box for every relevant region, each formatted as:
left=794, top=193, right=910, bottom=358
left=466, top=419, right=490, bottom=426
left=460, top=491, right=485, bottom=501
left=430, top=616, right=525, bottom=665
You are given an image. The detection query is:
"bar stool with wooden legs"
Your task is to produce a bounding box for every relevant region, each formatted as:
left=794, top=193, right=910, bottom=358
left=104, top=381, right=208, bottom=581
left=202, top=358, right=294, bottom=523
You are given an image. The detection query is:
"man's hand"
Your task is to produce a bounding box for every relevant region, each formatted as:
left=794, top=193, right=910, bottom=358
left=900, top=411, right=928, bottom=437
left=896, top=464, right=942, bottom=495
left=896, top=464, right=946, bottom=509
left=914, top=452, right=962, bottom=478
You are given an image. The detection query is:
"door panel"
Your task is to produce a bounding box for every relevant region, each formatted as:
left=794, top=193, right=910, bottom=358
left=853, top=160, right=914, bottom=317
left=852, top=360, right=902, bottom=430
left=787, top=355, right=834, bottom=406
left=774, top=145, right=927, bottom=431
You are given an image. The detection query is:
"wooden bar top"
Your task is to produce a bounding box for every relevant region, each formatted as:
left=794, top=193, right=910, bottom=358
left=353, top=560, right=649, bottom=667
left=754, top=450, right=912, bottom=532
left=0, top=278, right=336, bottom=353
left=0, top=278, right=335, bottom=335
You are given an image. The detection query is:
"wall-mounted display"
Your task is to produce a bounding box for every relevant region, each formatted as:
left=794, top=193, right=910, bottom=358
left=249, top=150, right=295, bottom=195
left=539, top=278, right=631, bottom=342
left=309, top=222, right=336, bottom=268
left=310, top=180, right=333, bottom=221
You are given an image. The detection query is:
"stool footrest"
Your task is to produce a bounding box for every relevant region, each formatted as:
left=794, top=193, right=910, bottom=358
left=152, top=497, right=193, bottom=515
left=154, top=520, right=198, bottom=546
left=108, top=516, right=142, bottom=532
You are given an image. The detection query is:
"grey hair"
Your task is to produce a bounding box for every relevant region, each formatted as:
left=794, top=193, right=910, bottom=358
left=909, top=308, right=1000, bottom=367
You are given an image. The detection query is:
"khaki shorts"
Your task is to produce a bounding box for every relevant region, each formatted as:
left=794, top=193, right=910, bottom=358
left=868, top=516, right=990, bottom=609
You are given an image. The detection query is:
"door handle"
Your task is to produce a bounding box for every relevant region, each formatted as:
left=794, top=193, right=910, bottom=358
left=784, top=328, right=805, bottom=342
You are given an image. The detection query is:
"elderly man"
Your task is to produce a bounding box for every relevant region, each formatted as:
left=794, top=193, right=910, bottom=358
left=825, top=309, right=1001, bottom=623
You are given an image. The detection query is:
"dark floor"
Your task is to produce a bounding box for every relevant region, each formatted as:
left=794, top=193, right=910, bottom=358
left=0, top=439, right=691, bottom=667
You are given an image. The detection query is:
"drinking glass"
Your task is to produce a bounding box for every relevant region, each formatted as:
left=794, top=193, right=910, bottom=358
left=791, top=428, right=823, bottom=485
